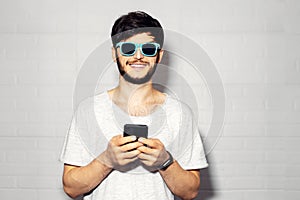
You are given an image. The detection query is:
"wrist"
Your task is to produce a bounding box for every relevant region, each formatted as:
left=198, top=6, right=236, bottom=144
left=96, top=151, right=113, bottom=169
left=94, top=158, right=113, bottom=172
left=158, top=151, right=174, bottom=171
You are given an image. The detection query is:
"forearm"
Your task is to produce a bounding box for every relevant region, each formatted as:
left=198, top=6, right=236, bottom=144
left=63, top=158, right=112, bottom=198
left=159, top=161, right=200, bottom=200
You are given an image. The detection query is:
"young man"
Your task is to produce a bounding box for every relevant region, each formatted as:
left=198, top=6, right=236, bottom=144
left=60, top=11, right=208, bottom=200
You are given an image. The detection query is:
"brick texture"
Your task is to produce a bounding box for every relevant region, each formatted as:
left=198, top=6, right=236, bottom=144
left=0, top=0, right=298, bottom=199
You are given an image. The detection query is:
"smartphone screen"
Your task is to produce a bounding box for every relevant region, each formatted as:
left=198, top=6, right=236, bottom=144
left=123, top=124, right=148, bottom=140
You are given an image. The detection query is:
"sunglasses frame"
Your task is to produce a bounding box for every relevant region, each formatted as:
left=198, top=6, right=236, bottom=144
left=115, top=42, right=160, bottom=57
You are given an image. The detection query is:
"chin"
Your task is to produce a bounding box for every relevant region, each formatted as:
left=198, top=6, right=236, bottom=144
left=123, top=74, right=152, bottom=85
left=117, top=59, right=158, bottom=85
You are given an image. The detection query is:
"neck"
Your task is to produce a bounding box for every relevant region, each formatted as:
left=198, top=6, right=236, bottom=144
left=112, top=76, right=155, bottom=105
left=108, top=76, right=166, bottom=116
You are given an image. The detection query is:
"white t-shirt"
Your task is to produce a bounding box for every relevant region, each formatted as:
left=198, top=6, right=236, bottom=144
left=60, top=92, right=208, bottom=200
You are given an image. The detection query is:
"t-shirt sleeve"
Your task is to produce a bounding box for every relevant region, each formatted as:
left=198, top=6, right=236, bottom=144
left=170, top=102, right=208, bottom=170
left=59, top=104, right=94, bottom=167
left=176, top=129, right=209, bottom=170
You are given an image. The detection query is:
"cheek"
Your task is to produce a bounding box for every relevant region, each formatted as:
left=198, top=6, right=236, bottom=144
left=149, top=57, right=158, bottom=65
left=116, top=51, right=125, bottom=62
left=116, top=54, right=128, bottom=66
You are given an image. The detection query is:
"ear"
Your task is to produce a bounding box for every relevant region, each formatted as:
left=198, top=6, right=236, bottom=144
left=112, top=47, right=117, bottom=62
left=157, top=49, right=164, bottom=63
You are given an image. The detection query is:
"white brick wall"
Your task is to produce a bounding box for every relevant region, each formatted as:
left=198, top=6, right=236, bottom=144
left=0, top=0, right=299, bottom=199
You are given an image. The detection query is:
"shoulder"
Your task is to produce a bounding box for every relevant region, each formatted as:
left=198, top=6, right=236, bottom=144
left=164, top=95, right=195, bottom=129
left=75, top=92, right=109, bottom=114
left=165, top=95, right=193, bottom=117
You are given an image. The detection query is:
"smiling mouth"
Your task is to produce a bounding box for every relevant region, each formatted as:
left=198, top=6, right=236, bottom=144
left=129, top=62, right=148, bottom=68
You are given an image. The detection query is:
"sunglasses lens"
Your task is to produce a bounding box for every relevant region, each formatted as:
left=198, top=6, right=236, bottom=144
left=142, top=43, right=157, bottom=56
left=121, top=43, right=136, bottom=55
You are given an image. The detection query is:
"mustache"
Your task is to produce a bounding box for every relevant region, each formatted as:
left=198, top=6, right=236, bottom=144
left=126, top=60, right=149, bottom=65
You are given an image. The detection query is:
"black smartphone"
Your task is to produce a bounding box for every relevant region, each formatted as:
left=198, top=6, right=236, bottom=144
left=123, top=124, right=148, bottom=141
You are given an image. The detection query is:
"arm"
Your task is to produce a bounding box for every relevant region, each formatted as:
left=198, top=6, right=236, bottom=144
left=159, top=162, right=200, bottom=200
left=63, top=159, right=112, bottom=198
left=137, top=138, right=200, bottom=200
left=62, top=135, right=143, bottom=199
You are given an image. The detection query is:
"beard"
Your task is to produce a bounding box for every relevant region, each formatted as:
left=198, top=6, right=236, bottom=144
left=116, top=57, right=159, bottom=85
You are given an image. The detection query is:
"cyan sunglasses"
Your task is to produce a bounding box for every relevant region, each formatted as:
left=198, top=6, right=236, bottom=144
left=116, top=42, right=160, bottom=57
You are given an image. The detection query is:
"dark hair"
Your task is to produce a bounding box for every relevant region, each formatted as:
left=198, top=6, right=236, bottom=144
left=111, top=11, right=164, bottom=47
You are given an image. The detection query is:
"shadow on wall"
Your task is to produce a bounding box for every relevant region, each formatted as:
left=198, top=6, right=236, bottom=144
left=74, top=195, right=83, bottom=200
left=197, top=167, right=214, bottom=200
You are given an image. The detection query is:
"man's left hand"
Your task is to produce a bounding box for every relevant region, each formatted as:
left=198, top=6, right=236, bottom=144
left=137, top=138, right=170, bottom=169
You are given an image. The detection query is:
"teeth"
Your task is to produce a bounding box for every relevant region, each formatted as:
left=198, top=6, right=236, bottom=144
left=130, top=64, right=146, bottom=68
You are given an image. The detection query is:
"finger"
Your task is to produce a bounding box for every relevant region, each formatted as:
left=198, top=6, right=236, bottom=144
left=116, top=135, right=137, bottom=146
left=108, top=135, right=121, bottom=149
left=138, top=152, right=155, bottom=162
left=137, top=145, right=153, bottom=155
left=138, top=138, right=159, bottom=148
left=123, top=149, right=141, bottom=159
left=112, top=134, right=122, bottom=139
left=110, top=134, right=122, bottom=144
left=139, top=159, right=154, bottom=167
left=120, top=142, right=143, bottom=152
left=123, top=156, right=139, bottom=164
left=110, top=134, right=121, bottom=141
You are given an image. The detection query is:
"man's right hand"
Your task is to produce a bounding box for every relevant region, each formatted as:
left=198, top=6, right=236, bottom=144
left=96, top=135, right=143, bottom=169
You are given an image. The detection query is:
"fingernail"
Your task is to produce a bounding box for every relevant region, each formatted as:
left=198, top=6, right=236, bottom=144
left=131, top=136, right=137, bottom=141
left=138, top=137, right=144, bottom=142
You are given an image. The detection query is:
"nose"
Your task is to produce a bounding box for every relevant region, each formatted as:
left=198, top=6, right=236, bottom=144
left=133, top=47, right=144, bottom=59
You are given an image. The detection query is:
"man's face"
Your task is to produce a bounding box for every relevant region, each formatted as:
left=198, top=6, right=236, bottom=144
left=113, top=32, right=164, bottom=84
